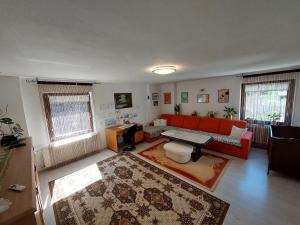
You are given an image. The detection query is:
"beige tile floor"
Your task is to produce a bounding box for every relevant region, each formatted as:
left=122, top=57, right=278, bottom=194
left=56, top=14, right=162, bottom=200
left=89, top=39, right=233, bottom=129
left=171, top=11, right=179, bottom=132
left=38, top=139, right=300, bottom=225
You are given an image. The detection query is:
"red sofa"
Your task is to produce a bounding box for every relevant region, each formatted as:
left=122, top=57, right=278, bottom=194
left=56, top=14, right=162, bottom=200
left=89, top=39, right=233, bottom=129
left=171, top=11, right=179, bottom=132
left=144, top=114, right=252, bottom=159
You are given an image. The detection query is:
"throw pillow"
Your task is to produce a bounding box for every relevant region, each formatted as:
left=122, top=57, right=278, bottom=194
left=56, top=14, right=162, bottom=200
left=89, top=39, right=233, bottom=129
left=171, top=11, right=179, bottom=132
left=153, top=119, right=161, bottom=127
left=160, top=119, right=167, bottom=126
left=229, top=125, right=247, bottom=139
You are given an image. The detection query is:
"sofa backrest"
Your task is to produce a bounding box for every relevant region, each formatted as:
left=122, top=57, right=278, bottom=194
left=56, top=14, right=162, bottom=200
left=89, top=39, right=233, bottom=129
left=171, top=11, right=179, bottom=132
left=159, top=114, right=247, bottom=135
left=160, top=114, right=172, bottom=125
left=219, top=119, right=247, bottom=135
left=198, top=117, right=221, bottom=133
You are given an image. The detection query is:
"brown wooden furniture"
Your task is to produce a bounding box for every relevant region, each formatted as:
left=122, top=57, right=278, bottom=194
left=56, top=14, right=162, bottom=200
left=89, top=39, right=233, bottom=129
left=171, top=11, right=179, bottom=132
left=268, top=125, right=300, bottom=178
left=105, top=124, right=144, bottom=152
left=0, top=138, right=44, bottom=225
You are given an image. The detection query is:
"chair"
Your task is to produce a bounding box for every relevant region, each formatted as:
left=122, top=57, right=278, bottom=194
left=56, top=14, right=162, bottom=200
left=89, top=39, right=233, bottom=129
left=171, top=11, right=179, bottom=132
left=268, top=125, right=300, bottom=178
left=122, top=124, right=137, bottom=151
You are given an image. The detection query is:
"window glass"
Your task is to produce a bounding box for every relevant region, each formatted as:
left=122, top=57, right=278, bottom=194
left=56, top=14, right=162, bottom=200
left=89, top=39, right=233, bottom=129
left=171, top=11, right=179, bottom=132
left=44, top=93, right=93, bottom=141
left=243, top=82, right=289, bottom=122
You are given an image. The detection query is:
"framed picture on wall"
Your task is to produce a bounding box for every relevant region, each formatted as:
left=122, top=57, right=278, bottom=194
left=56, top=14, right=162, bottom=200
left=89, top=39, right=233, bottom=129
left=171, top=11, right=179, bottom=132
left=152, top=93, right=159, bottom=101
left=164, top=92, right=171, bottom=104
left=197, top=94, right=209, bottom=103
left=114, top=93, right=133, bottom=109
left=218, top=89, right=229, bottom=103
left=181, top=92, right=188, bottom=103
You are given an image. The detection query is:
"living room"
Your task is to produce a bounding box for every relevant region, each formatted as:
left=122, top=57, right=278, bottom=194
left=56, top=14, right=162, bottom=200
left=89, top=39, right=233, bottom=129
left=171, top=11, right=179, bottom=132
left=0, top=1, right=300, bottom=225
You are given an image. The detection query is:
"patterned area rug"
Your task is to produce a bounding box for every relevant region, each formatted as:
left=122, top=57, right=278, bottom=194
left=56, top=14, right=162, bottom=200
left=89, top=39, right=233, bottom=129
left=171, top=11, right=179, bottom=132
left=138, top=142, right=230, bottom=191
left=49, top=153, right=229, bottom=225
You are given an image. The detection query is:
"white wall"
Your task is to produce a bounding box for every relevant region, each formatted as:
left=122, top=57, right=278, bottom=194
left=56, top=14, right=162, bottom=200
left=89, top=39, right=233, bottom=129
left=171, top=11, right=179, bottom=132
left=160, top=74, right=300, bottom=125
left=160, top=76, right=242, bottom=118
left=160, top=83, right=176, bottom=114
left=0, top=76, right=28, bottom=136
left=92, top=83, right=150, bottom=148
left=146, top=84, right=161, bottom=122
left=20, top=79, right=49, bottom=149
left=19, top=80, right=154, bottom=149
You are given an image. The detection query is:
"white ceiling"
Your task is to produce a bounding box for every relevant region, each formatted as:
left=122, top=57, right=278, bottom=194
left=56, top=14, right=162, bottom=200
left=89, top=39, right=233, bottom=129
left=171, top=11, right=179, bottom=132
left=0, top=0, right=300, bottom=83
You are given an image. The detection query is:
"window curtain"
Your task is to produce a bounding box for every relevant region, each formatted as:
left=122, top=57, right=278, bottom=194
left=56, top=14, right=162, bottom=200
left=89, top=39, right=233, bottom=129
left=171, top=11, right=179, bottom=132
left=38, top=83, right=94, bottom=141
left=241, top=71, right=298, bottom=148
left=38, top=83, right=101, bottom=168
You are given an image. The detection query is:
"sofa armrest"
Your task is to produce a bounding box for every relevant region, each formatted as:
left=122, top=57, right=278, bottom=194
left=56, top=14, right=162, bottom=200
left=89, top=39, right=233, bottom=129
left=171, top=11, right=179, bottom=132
left=240, top=131, right=252, bottom=146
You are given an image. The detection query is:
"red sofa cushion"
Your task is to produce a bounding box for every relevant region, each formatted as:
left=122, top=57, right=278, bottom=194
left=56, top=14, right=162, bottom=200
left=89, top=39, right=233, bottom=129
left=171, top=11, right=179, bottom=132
left=169, top=115, right=185, bottom=127
left=219, top=119, right=247, bottom=135
left=198, top=117, right=221, bottom=133
left=182, top=116, right=200, bottom=130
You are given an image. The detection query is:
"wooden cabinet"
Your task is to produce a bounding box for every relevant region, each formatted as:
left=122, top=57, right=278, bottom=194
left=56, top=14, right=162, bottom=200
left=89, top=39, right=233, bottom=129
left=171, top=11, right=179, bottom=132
left=105, top=124, right=144, bottom=152
left=0, top=138, right=44, bottom=225
left=134, top=130, right=144, bottom=143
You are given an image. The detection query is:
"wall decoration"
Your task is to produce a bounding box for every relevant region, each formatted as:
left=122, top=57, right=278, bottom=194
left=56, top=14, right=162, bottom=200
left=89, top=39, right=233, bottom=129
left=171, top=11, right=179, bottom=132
left=218, top=89, right=229, bottom=103
left=152, top=93, right=159, bottom=101
left=153, top=101, right=158, bottom=106
left=197, top=94, right=209, bottom=103
left=181, top=92, right=188, bottom=103
left=164, top=92, right=171, bottom=104
left=114, top=93, right=133, bottom=109
left=104, top=118, right=117, bottom=127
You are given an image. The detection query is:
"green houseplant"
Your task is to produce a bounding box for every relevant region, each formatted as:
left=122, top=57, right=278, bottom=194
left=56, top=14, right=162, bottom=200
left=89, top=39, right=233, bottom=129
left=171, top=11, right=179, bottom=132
left=174, top=104, right=181, bottom=115
left=0, top=105, right=24, bottom=146
left=267, top=113, right=281, bottom=125
left=223, top=106, right=237, bottom=119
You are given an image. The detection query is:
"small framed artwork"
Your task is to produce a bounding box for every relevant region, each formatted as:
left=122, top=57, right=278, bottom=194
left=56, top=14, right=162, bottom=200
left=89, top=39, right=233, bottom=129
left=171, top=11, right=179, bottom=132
left=153, top=101, right=158, bottom=106
left=218, top=89, right=229, bottom=103
left=197, top=94, right=209, bottom=103
left=164, top=92, right=171, bottom=104
left=152, top=93, right=159, bottom=101
left=181, top=92, right=188, bottom=103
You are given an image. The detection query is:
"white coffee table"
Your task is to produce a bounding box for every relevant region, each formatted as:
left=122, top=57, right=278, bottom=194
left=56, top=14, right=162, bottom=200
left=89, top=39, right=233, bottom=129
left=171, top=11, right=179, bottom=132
left=161, top=130, right=212, bottom=161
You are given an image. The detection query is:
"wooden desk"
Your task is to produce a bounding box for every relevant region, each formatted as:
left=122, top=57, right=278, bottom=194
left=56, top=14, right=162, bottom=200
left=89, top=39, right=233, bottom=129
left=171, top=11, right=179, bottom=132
left=105, top=124, right=144, bottom=152
left=0, top=138, right=38, bottom=225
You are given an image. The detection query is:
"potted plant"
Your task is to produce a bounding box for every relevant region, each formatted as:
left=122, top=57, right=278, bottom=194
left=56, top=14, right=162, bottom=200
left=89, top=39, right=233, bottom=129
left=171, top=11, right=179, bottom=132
left=174, top=104, right=181, bottom=115
left=267, top=113, right=281, bottom=125
left=0, top=105, right=24, bottom=146
left=191, top=110, right=197, bottom=116
left=207, top=111, right=217, bottom=118
left=223, top=106, right=237, bottom=119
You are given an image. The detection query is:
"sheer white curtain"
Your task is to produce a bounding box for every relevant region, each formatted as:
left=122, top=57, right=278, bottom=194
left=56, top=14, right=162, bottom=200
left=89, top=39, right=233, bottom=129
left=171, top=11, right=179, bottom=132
left=241, top=71, right=298, bottom=147
left=243, top=81, right=289, bottom=123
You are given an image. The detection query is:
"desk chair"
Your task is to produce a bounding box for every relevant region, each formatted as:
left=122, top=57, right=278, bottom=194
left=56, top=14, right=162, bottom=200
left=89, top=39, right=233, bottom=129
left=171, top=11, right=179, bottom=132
left=122, top=124, right=138, bottom=151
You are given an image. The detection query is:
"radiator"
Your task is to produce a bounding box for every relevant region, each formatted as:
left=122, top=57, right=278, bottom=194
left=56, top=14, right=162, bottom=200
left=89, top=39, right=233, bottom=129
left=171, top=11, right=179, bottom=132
left=247, top=124, right=270, bottom=147
left=42, top=132, right=101, bottom=168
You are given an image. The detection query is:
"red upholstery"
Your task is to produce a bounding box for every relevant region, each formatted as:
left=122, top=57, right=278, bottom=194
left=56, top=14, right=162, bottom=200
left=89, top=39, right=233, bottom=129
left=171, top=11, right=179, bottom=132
left=169, top=115, right=185, bottom=127
left=219, top=119, right=247, bottom=135
left=198, top=117, right=221, bottom=133
left=182, top=116, right=200, bottom=130
left=160, top=114, right=172, bottom=125
left=145, top=114, right=252, bottom=159
left=144, top=132, right=161, bottom=143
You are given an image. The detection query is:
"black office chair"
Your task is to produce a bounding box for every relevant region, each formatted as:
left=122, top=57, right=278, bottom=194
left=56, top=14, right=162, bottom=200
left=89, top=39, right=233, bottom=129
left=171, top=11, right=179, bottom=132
left=122, top=124, right=137, bottom=151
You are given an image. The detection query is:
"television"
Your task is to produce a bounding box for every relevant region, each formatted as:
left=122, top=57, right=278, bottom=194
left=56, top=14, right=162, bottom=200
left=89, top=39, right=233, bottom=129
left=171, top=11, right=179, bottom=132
left=114, top=93, right=133, bottom=109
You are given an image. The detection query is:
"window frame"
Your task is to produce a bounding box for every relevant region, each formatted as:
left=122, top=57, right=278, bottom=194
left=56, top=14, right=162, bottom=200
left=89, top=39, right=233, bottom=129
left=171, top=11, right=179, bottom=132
left=43, top=92, right=94, bottom=142
left=240, top=79, right=295, bottom=125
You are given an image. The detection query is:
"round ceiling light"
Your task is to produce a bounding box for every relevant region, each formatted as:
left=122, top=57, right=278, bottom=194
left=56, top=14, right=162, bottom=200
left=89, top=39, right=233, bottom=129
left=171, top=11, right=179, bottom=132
left=152, top=66, right=176, bottom=75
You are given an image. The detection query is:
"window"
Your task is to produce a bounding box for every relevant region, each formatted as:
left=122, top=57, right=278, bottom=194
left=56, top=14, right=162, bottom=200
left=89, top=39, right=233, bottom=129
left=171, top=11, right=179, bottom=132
left=43, top=93, right=94, bottom=142
left=241, top=80, right=295, bottom=125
